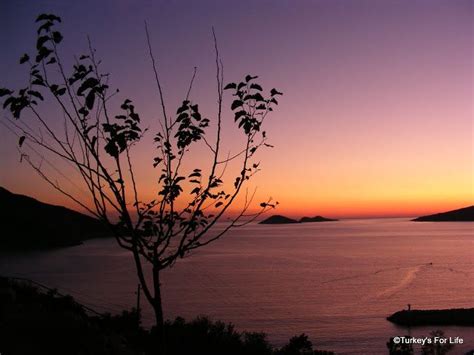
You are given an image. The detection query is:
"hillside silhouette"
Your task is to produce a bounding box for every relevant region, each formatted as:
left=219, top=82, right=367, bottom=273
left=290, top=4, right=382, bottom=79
left=0, top=187, right=111, bottom=250
left=413, top=206, right=474, bottom=222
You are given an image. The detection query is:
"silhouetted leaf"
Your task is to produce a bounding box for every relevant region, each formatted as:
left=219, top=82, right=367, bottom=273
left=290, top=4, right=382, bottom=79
left=234, top=110, right=246, bottom=121
left=28, top=90, right=44, bottom=101
left=2, top=96, right=14, bottom=109
left=37, top=21, right=53, bottom=34
left=77, top=77, right=99, bottom=96
left=55, top=87, right=66, bottom=96
left=18, top=136, right=26, bottom=147
left=0, top=88, right=13, bottom=97
left=245, top=75, right=258, bottom=82
left=19, top=54, right=30, bottom=64
left=36, top=14, right=61, bottom=23
left=52, top=31, right=63, bottom=44
left=177, top=104, right=188, bottom=114
left=250, top=83, right=262, bottom=91
left=270, top=88, right=283, bottom=96
left=46, top=57, right=56, bottom=65
left=50, top=14, right=61, bottom=22
left=231, top=100, right=243, bottom=110
left=36, top=36, right=49, bottom=50
left=35, top=47, right=53, bottom=62
left=36, top=14, right=50, bottom=22
left=224, top=82, right=236, bottom=90
left=215, top=201, right=223, bottom=208
left=32, top=78, right=45, bottom=86
left=253, top=93, right=264, bottom=102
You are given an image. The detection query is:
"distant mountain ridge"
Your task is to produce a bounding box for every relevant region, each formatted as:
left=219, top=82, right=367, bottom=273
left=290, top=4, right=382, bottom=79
left=413, top=206, right=474, bottom=222
left=0, top=187, right=112, bottom=250
left=259, top=214, right=338, bottom=224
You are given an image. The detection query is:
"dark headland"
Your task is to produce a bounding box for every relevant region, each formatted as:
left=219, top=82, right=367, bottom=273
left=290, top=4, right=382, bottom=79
left=413, top=205, right=474, bottom=222
left=259, top=214, right=338, bottom=224
left=387, top=308, right=474, bottom=326
left=0, top=187, right=112, bottom=250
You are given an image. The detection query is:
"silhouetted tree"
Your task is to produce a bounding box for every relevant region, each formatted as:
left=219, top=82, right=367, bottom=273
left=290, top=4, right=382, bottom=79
left=0, top=14, right=281, bottom=354
left=276, top=333, right=313, bottom=355
left=387, top=337, right=414, bottom=355
left=421, top=331, right=454, bottom=355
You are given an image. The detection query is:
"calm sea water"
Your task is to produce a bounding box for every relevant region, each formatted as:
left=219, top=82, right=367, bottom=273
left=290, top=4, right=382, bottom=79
left=1, top=218, right=473, bottom=354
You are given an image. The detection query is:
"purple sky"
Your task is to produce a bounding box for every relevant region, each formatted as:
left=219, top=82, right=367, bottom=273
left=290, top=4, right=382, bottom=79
left=0, top=0, right=472, bottom=217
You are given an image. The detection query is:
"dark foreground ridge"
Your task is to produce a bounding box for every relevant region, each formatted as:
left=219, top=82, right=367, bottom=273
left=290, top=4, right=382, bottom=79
left=0, top=186, right=112, bottom=250
left=260, top=214, right=338, bottom=224
left=387, top=308, right=474, bottom=326
left=413, top=205, right=474, bottom=222
left=0, top=276, right=334, bottom=355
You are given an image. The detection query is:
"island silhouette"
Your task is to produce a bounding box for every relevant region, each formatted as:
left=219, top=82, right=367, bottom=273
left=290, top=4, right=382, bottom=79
left=259, top=214, right=338, bottom=224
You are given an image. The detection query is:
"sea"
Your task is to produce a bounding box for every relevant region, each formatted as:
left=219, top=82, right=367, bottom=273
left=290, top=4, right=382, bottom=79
left=0, top=218, right=472, bottom=354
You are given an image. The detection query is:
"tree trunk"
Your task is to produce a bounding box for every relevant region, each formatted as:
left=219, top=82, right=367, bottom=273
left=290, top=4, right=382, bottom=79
left=152, top=266, right=166, bottom=355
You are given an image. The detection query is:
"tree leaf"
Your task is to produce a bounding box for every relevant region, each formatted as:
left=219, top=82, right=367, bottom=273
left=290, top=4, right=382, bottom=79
left=18, top=136, right=26, bottom=147
left=0, top=88, right=13, bottom=97
left=245, top=75, right=258, bottom=82
left=36, top=14, right=50, bottom=22
left=231, top=100, right=243, bottom=110
left=77, top=77, right=99, bottom=96
left=250, top=83, right=262, bottom=91
left=19, top=54, right=30, bottom=64
left=270, top=88, right=283, bottom=96
left=36, top=36, right=49, bottom=50
left=55, top=87, right=66, bottom=96
left=32, top=78, right=45, bottom=86
left=52, top=31, right=63, bottom=44
left=234, top=110, right=246, bottom=122
left=253, top=93, right=264, bottom=102
left=85, top=90, right=95, bottom=109
left=224, top=82, right=236, bottom=90
left=28, top=90, right=44, bottom=101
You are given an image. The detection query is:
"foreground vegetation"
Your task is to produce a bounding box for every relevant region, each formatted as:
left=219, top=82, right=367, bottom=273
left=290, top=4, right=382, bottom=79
left=0, top=277, right=333, bottom=355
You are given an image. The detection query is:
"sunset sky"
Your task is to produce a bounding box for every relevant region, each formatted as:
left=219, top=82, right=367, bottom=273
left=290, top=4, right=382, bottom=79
left=0, top=0, right=472, bottom=218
